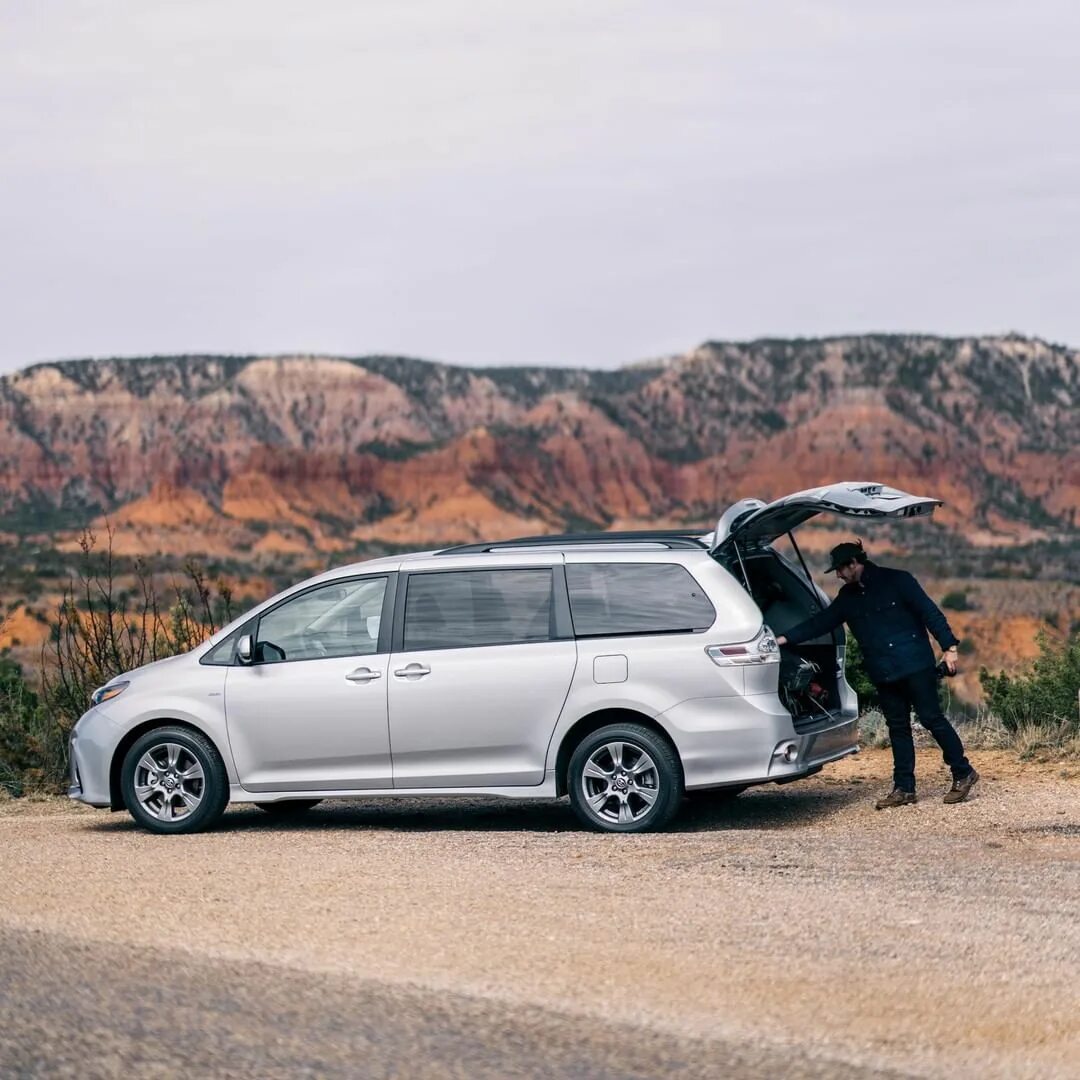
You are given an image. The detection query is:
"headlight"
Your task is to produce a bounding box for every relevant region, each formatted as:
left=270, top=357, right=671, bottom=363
left=90, top=680, right=129, bottom=707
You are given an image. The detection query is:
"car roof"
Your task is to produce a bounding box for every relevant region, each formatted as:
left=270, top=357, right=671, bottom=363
left=318, top=531, right=711, bottom=580
left=434, top=530, right=708, bottom=555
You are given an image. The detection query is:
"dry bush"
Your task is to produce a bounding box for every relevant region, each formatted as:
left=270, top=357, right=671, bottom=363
left=857, top=708, right=891, bottom=750
left=0, top=527, right=234, bottom=794
left=857, top=704, right=1079, bottom=760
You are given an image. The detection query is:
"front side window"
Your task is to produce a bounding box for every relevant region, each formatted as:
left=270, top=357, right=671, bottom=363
left=255, top=577, right=387, bottom=663
left=202, top=627, right=243, bottom=666
left=566, top=563, right=716, bottom=637
left=403, top=569, right=553, bottom=651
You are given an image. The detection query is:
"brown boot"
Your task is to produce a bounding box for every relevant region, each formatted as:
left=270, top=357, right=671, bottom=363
left=943, top=768, right=979, bottom=804
left=875, top=788, right=917, bottom=810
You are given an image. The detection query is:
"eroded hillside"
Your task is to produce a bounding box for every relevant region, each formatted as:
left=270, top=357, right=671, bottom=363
left=0, top=334, right=1076, bottom=555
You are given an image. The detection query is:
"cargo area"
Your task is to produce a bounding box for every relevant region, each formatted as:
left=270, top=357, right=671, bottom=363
left=720, top=550, right=845, bottom=730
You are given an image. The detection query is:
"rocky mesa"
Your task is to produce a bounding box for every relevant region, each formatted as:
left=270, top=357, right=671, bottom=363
left=0, top=334, right=1076, bottom=556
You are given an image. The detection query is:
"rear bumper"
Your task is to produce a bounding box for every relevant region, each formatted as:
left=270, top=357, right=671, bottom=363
left=798, top=716, right=859, bottom=769
left=661, top=694, right=858, bottom=791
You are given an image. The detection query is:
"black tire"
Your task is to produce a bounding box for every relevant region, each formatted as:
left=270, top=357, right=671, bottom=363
left=567, top=723, right=683, bottom=833
left=687, top=784, right=748, bottom=802
left=256, top=799, right=322, bottom=816
left=121, top=725, right=229, bottom=835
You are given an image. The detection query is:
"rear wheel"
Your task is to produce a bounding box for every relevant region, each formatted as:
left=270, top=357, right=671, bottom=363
left=121, top=726, right=229, bottom=835
left=256, top=799, right=322, bottom=816
left=567, top=723, right=683, bottom=833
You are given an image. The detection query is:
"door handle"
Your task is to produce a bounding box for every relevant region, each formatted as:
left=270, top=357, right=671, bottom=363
left=345, top=667, right=382, bottom=683
left=393, top=663, right=431, bottom=678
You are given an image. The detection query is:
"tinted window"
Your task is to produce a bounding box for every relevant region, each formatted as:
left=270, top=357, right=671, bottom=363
left=403, top=569, right=553, bottom=651
left=256, top=577, right=387, bottom=663
left=566, top=563, right=715, bottom=636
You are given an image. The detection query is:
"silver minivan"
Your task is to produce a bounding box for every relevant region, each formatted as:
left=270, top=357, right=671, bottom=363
left=69, top=482, right=940, bottom=834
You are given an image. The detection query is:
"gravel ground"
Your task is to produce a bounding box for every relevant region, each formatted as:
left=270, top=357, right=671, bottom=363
left=1, top=749, right=1078, bottom=1079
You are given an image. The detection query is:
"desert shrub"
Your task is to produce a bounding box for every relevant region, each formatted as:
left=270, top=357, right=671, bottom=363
left=1007, top=719, right=1080, bottom=760
left=0, top=527, right=234, bottom=794
left=954, top=708, right=1080, bottom=759
left=857, top=708, right=890, bottom=749
left=979, top=630, right=1080, bottom=733
left=941, top=590, right=975, bottom=611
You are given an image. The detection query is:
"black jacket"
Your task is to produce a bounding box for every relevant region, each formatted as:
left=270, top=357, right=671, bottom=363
left=783, top=562, right=959, bottom=685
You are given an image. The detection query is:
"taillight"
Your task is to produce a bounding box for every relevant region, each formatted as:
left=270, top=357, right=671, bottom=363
left=706, top=627, right=780, bottom=667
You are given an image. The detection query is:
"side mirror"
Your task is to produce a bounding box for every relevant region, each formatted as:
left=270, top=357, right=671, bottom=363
left=236, top=634, right=254, bottom=665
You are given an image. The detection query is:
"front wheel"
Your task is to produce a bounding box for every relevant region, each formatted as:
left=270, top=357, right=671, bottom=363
left=567, top=723, right=683, bottom=833
left=121, top=726, right=229, bottom=835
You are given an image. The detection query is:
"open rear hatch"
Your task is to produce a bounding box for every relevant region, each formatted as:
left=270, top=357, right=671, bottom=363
left=708, top=482, right=940, bottom=556
left=707, top=482, right=942, bottom=729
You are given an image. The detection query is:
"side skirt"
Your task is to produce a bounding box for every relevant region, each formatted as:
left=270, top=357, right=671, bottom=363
left=230, top=770, right=560, bottom=804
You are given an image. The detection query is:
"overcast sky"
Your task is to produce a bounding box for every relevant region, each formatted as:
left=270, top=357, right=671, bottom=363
left=2, top=0, right=1078, bottom=373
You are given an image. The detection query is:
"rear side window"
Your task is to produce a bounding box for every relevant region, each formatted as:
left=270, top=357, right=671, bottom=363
left=403, top=569, right=554, bottom=651
left=566, top=563, right=716, bottom=637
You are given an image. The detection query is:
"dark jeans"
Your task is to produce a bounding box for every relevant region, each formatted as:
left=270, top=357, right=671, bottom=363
left=876, top=666, right=972, bottom=793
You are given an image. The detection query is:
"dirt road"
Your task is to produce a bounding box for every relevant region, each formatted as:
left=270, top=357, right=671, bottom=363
left=2, top=750, right=1078, bottom=1079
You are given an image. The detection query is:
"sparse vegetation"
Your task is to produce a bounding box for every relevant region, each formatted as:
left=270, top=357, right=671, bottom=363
left=852, top=629, right=1078, bottom=760
left=0, top=527, right=235, bottom=794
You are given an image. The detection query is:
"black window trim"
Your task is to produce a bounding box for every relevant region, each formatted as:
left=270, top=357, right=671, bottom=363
left=200, top=572, right=398, bottom=666
left=572, top=626, right=711, bottom=640
left=393, top=565, right=573, bottom=654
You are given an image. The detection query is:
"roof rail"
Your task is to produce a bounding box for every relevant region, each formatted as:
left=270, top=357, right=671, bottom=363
left=435, top=530, right=708, bottom=555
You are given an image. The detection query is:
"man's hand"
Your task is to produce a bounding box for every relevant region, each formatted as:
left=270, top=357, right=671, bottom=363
left=775, top=635, right=788, bottom=647
left=943, top=645, right=959, bottom=674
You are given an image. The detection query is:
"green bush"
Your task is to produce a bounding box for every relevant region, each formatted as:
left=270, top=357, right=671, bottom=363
left=844, top=636, right=878, bottom=711
left=979, top=631, right=1080, bottom=732
left=0, top=659, right=58, bottom=796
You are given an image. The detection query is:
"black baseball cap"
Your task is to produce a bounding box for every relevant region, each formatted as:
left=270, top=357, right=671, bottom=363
left=825, top=541, right=865, bottom=572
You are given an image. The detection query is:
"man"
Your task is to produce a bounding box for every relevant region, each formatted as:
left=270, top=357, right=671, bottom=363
left=775, top=540, right=978, bottom=808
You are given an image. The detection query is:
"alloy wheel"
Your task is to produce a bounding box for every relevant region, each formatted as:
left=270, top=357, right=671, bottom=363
left=133, top=742, right=205, bottom=822
left=580, top=740, right=660, bottom=825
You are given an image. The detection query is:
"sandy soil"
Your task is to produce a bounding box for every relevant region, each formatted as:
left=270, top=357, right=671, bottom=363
left=1, top=749, right=1078, bottom=1078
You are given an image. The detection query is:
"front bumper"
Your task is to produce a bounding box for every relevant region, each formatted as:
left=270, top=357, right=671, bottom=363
left=67, top=715, right=114, bottom=808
